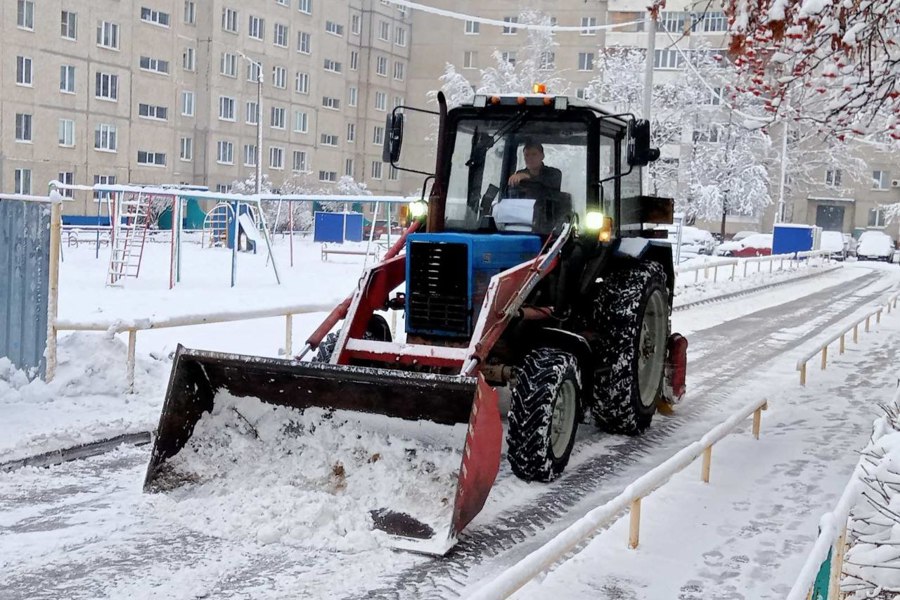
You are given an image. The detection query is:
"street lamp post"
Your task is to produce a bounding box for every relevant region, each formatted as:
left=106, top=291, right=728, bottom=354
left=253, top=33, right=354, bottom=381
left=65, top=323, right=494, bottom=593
left=236, top=51, right=263, bottom=194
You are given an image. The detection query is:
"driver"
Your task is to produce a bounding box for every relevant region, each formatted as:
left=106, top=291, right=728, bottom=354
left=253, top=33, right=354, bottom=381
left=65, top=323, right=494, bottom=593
left=507, top=141, right=562, bottom=192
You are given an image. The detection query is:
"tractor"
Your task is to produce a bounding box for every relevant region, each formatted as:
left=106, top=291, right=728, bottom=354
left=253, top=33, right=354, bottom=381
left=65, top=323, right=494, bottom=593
left=143, top=90, right=687, bottom=555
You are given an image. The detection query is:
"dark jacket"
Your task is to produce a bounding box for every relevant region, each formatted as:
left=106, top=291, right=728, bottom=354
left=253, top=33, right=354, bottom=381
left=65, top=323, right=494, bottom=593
left=515, top=165, right=562, bottom=191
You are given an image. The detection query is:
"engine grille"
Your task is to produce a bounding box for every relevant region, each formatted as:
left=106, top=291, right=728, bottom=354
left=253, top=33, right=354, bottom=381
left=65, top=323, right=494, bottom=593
left=407, top=241, right=469, bottom=336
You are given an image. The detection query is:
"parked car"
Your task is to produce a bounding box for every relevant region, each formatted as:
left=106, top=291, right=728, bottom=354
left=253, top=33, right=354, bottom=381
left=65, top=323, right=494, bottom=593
left=715, top=233, right=774, bottom=257
left=368, top=219, right=403, bottom=239
left=819, top=230, right=847, bottom=260
left=856, top=231, right=895, bottom=261
left=731, top=230, right=758, bottom=242
left=663, top=225, right=717, bottom=256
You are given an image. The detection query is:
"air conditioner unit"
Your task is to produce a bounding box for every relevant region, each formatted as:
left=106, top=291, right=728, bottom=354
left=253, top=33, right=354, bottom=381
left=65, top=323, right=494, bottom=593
left=892, top=179, right=900, bottom=188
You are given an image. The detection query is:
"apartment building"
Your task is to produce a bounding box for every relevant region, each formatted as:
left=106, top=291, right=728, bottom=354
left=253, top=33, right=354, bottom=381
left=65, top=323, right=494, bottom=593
left=1, top=0, right=411, bottom=216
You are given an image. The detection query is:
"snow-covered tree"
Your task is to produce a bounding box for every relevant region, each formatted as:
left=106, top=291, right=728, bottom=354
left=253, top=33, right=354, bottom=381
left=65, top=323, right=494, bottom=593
left=723, top=0, right=900, bottom=143
left=431, top=63, right=475, bottom=109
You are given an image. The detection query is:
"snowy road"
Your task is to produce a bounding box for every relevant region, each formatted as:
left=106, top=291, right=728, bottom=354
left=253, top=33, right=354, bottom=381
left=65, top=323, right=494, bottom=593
left=1, top=265, right=897, bottom=599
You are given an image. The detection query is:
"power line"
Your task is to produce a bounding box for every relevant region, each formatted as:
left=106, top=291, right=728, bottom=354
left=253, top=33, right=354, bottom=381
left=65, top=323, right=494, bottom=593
left=385, top=0, right=644, bottom=32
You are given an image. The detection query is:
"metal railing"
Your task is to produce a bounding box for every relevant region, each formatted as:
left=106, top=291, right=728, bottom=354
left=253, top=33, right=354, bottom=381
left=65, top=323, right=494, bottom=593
left=466, top=397, right=769, bottom=600
left=795, top=292, right=900, bottom=385
left=674, top=250, right=831, bottom=285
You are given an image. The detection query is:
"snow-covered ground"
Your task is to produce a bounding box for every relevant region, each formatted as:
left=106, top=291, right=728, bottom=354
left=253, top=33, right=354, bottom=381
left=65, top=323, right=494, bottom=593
left=2, top=237, right=900, bottom=599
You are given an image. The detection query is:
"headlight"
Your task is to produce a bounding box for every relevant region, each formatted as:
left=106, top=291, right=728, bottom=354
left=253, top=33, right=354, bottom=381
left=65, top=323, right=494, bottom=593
left=409, top=200, right=428, bottom=219
left=584, top=211, right=613, bottom=243
left=584, top=211, right=605, bottom=230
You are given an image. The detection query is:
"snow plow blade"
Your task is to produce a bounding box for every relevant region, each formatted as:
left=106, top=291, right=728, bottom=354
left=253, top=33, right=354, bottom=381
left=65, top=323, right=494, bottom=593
left=143, top=345, right=501, bottom=555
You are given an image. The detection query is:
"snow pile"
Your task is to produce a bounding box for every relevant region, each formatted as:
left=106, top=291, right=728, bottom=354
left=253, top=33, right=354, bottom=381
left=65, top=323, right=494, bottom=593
left=843, top=391, right=900, bottom=598
left=151, top=392, right=463, bottom=552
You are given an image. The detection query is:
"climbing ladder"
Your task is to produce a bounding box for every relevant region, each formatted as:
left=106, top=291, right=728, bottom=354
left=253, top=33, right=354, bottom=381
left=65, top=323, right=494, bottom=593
left=107, top=191, right=153, bottom=286
left=201, top=202, right=234, bottom=248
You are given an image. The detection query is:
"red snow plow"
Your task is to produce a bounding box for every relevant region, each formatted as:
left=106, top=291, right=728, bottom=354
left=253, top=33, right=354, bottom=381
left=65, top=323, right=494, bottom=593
left=144, top=92, right=688, bottom=554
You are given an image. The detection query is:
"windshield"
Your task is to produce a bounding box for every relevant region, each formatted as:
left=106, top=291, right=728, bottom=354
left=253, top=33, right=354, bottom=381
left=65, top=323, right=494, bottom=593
left=445, top=117, right=589, bottom=234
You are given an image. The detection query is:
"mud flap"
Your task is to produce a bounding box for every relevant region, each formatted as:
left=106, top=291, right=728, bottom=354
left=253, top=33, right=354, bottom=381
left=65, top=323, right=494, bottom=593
left=662, top=333, right=688, bottom=406
left=144, top=345, right=502, bottom=555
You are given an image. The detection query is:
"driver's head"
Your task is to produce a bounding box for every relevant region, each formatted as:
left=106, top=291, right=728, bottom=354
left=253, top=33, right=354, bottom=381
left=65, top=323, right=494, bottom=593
left=523, top=141, right=544, bottom=171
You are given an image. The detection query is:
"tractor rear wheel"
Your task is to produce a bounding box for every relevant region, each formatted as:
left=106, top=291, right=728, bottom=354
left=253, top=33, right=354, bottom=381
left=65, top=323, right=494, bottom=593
left=592, top=261, right=669, bottom=435
left=507, top=348, right=581, bottom=482
left=313, top=314, right=392, bottom=363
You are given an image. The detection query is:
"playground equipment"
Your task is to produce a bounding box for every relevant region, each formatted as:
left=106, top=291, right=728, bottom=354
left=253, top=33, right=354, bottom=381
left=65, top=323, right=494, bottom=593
left=107, top=191, right=154, bottom=285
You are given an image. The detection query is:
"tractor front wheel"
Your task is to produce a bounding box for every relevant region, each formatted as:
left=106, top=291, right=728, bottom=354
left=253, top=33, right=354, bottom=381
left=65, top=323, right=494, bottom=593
left=507, top=348, right=581, bottom=482
left=312, top=314, right=392, bottom=363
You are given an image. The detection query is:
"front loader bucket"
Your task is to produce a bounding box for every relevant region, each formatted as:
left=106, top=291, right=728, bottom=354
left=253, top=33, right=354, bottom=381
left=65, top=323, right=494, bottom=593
left=144, top=345, right=501, bottom=555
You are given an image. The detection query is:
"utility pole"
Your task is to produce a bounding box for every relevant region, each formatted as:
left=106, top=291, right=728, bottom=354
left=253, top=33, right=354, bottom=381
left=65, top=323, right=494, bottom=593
left=236, top=51, right=263, bottom=194
left=776, top=103, right=791, bottom=223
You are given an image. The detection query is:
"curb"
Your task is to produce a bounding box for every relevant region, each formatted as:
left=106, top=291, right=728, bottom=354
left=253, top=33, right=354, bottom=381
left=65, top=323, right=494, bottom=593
left=0, top=431, right=152, bottom=473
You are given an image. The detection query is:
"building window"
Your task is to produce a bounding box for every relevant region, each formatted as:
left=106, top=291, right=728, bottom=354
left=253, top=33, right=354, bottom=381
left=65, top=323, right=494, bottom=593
left=654, top=49, right=684, bottom=70
left=140, top=7, right=170, bottom=27
left=180, top=137, right=193, bottom=161
left=246, top=101, right=259, bottom=124
left=319, top=170, right=337, bottom=183
left=294, top=110, right=309, bottom=132
left=701, top=87, right=722, bottom=105
left=94, top=124, right=117, bottom=151
left=183, top=47, right=195, bottom=71
left=249, top=15, right=265, bottom=40
left=221, top=53, right=237, bottom=77
left=269, top=146, right=284, bottom=169
left=379, top=20, right=390, bottom=41
left=60, top=65, right=76, bottom=93
left=869, top=208, right=887, bottom=227
left=464, top=20, right=479, bottom=34
left=462, top=51, right=479, bottom=70
left=61, top=10, right=78, bottom=39
left=577, top=52, right=594, bottom=71
left=272, top=65, right=287, bottom=88
left=395, top=27, right=406, bottom=46
left=350, top=51, right=359, bottom=71
left=182, top=91, right=195, bottom=116
left=93, top=175, right=116, bottom=200
left=16, top=56, right=33, bottom=86
left=57, top=172, right=75, bottom=197
left=322, top=96, right=341, bottom=110
left=376, top=56, right=387, bottom=76
left=58, top=119, right=75, bottom=147
left=325, top=20, right=343, bottom=36
left=692, top=124, right=722, bottom=143
left=97, top=21, right=119, bottom=49
left=540, top=52, right=555, bottom=70
left=243, top=144, right=257, bottom=166
left=825, top=169, right=842, bottom=187
left=374, top=91, right=387, bottom=111
left=184, top=1, right=196, bottom=25
left=351, top=14, right=361, bottom=35
left=324, top=58, right=342, bottom=73
left=219, top=96, right=236, bottom=120
left=138, top=103, right=168, bottom=120
left=701, top=11, right=727, bottom=32
left=872, top=170, right=890, bottom=190
left=393, top=61, right=405, bottom=81
left=298, top=0, right=312, bottom=15
left=274, top=23, right=288, bottom=47
left=15, top=113, right=32, bottom=142
left=344, top=158, right=354, bottom=177
left=295, top=71, right=310, bottom=94
left=95, top=72, right=119, bottom=100
left=216, top=141, right=234, bottom=164
left=371, top=161, right=382, bottom=180
left=501, top=51, right=517, bottom=66
left=137, top=150, right=167, bottom=166
left=393, top=95, right=404, bottom=108
left=222, top=8, right=238, bottom=33
left=297, top=31, right=311, bottom=53
left=659, top=11, right=686, bottom=33
left=15, top=169, right=32, bottom=195
left=139, top=56, right=170, bottom=75
left=346, top=122, right=356, bottom=142
left=293, top=151, right=308, bottom=171
left=372, top=125, right=384, bottom=145
left=389, top=165, right=399, bottom=181
left=247, top=60, right=261, bottom=82
left=320, top=133, right=338, bottom=146
left=502, top=17, right=518, bottom=34
left=271, top=106, right=286, bottom=129
left=348, top=86, right=358, bottom=107
left=581, top=16, right=597, bottom=35
left=17, top=0, right=34, bottom=30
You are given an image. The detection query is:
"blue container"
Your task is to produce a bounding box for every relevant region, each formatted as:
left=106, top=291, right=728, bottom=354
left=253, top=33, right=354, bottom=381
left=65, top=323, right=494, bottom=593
left=773, top=224, right=814, bottom=255
left=405, top=233, right=543, bottom=337
left=314, top=212, right=364, bottom=243
left=62, top=215, right=111, bottom=226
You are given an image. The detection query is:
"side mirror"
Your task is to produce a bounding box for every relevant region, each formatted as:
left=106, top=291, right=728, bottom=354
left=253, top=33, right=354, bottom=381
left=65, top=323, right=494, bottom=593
left=627, top=119, right=660, bottom=167
left=382, top=112, right=404, bottom=164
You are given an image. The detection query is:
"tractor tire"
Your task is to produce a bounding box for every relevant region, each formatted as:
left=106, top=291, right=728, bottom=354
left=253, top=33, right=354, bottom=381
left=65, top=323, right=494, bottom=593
left=592, top=261, right=669, bottom=435
left=312, top=314, right=392, bottom=363
left=507, top=348, right=581, bottom=482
